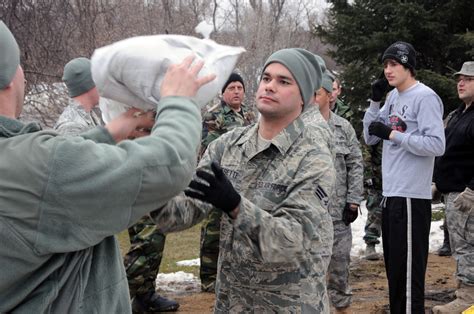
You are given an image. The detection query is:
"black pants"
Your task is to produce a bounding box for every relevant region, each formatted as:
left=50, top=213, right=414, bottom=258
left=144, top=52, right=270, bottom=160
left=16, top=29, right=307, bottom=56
left=382, top=197, right=431, bottom=314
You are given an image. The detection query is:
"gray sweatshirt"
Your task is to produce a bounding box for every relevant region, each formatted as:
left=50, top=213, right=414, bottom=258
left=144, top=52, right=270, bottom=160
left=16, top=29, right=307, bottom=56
left=363, top=82, right=445, bottom=199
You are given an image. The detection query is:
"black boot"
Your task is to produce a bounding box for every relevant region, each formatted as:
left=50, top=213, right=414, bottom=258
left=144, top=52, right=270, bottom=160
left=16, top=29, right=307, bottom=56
left=437, top=220, right=451, bottom=256
left=132, top=291, right=180, bottom=313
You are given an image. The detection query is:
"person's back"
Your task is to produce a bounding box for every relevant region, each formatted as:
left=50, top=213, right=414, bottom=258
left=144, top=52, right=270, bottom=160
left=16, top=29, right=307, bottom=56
left=432, top=61, right=474, bottom=314
left=0, top=20, right=215, bottom=312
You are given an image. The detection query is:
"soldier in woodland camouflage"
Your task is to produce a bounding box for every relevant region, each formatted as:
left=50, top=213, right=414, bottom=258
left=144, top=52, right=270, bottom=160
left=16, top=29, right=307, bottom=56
left=330, top=78, right=353, bottom=119
left=316, top=72, right=364, bottom=313
left=201, top=72, right=255, bottom=151
left=124, top=218, right=179, bottom=313
left=151, top=48, right=336, bottom=313
left=361, top=141, right=383, bottom=260
left=199, top=72, right=256, bottom=292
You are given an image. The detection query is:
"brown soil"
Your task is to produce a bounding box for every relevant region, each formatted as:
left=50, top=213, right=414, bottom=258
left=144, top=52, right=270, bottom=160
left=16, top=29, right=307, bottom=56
left=167, top=254, right=456, bottom=313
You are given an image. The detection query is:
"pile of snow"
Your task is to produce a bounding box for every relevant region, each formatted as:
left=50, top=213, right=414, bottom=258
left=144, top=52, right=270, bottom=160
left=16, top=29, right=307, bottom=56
left=350, top=201, right=445, bottom=257
left=156, top=271, right=200, bottom=294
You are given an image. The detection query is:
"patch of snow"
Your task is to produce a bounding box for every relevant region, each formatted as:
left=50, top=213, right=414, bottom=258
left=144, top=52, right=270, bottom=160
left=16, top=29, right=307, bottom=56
left=176, top=258, right=200, bottom=267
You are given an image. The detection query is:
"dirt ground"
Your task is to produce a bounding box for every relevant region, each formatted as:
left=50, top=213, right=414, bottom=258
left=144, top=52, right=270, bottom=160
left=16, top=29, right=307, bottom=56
left=167, top=253, right=457, bottom=313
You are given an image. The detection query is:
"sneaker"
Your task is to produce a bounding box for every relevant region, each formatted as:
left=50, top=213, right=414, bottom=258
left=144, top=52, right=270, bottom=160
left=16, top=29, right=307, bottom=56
left=364, top=244, right=380, bottom=261
left=132, top=291, right=179, bottom=313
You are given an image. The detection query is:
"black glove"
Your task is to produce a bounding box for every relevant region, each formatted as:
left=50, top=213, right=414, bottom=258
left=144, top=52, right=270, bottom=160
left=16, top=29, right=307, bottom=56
left=371, top=77, right=389, bottom=102
left=368, top=121, right=392, bottom=140
left=184, top=161, right=241, bottom=213
left=342, top=203, right=358, bottom=226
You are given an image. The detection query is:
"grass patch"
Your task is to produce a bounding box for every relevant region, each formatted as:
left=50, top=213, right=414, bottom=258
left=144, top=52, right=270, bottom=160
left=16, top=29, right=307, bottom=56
left=431, top=209, right=445, bottom=221
left=117, top=223, right=202, bottom=277
left=160, top=224, right=201, bottom=276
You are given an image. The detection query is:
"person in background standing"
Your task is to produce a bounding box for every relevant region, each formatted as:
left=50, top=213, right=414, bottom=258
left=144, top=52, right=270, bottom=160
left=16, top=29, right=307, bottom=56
left=317, top=71, right=364, bottom=313
left=199, top=72, right=255, bottom=292
left=363, top=41, right=445, bottom=313
left=432, top=61, right=474, bottom=314
left=55, top=57, right=103, bottom=134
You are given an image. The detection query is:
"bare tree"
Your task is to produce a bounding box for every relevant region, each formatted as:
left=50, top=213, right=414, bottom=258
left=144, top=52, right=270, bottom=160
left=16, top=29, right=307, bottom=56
left=1, top=0, right=333, bottom=128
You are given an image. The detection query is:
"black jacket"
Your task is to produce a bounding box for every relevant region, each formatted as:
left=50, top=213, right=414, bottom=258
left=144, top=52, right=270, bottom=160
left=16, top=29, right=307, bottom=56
left=434, top=103, right=474, bottom=192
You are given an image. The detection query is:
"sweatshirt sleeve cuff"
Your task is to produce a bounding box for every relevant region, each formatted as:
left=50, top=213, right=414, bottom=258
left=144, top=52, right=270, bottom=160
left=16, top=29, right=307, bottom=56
left=391, top=131, right=405, bottom=145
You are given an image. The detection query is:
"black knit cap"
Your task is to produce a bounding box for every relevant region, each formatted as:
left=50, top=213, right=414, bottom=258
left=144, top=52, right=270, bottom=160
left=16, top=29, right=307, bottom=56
left=382, top=41, right=416, bottom=70
left=221, top=72, right=245, bottom=93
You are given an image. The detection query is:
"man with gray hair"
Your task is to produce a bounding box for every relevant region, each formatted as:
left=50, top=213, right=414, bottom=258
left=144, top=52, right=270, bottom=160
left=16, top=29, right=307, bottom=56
left=0, top=20, right=214, bottom=313
left=54, top=57, right=103, bottom=134
left=432, top=61, right=474, bottom=314
left=151, top=48, right=336, bottom=312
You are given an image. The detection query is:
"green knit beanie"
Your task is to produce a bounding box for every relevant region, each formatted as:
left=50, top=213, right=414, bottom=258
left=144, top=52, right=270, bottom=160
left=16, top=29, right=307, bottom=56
left=321, top=71, right=334, bottom=93
left=62, top=57, right=95, bottom=97
left=313, top=54, right=327, bottom=74
left=312, top=54, right=333, bottom=92
left=262, top=48, right=322, bottom=110
left=0, top=21, right=20, bottom=90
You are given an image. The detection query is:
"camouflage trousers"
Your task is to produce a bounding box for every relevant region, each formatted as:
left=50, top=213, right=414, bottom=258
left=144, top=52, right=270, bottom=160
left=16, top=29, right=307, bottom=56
left=444, top=192, right=474, bottom=285
left=124, top=215, right=166, bottom=297
left=363, top=188, right=383, bottom=245
left=200, top=208, right=222, bottom=292
left=328, top=220, right=352, bottom=308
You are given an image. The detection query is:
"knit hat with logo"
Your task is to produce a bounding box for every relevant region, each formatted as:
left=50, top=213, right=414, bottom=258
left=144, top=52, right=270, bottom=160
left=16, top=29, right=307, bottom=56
left=382, top=41, right=416, bottom=70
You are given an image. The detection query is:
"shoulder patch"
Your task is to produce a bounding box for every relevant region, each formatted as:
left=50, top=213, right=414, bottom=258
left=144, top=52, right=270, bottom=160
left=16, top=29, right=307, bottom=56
left=314, top=185, right=329, bottom=208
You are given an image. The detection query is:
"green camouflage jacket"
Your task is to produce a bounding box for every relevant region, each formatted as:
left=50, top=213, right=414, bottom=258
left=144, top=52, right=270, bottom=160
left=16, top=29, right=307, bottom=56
left=361, top=140, right=383, bottom=191
left=333, top=98, right=353, bottom=122
left=201, top=100, right=255, bottom=151
left=152, top=117, right=335, bottom=313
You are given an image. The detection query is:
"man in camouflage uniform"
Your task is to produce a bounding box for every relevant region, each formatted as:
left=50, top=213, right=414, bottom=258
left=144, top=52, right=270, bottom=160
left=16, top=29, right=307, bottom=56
left=124, top=218, right=179, bottom=313
left=432, top=61, right=474, bottom=314
left=54, top=58, right=103, bottom=133
left=56, top=57, right=179, bottom=313
left=199, top=72, right=255, bottom=292
left=316, top=72, right=364, bottom=313
left=301, top=56, right=335, bottom=157
left=361, top=141, right=383, bottom=260
left=152, top=48, right=335, bottom=312
left=330, top=78, right=353, bottom=120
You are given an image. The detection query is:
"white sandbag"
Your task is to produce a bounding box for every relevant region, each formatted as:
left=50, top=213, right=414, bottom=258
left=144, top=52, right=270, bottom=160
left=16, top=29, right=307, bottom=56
left=99, top=98, right=129, bottom=124
left=91, top=35, right=245, bottom=122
